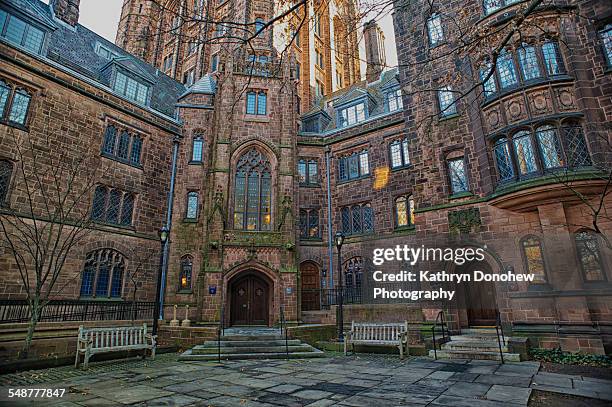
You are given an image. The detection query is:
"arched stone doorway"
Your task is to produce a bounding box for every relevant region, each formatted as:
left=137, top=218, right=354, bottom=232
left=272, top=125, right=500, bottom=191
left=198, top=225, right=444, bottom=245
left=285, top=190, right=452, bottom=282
left=300, top=261, right=320, bottom=311
left=228, top=271, right=271, bottom=326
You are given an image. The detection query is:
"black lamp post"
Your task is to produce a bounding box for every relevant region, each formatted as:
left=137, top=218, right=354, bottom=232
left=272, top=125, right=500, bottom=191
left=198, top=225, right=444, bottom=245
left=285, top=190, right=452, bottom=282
left=153, top=226, right=169, bottom=337
left=334, top=231, right=345, bottom=342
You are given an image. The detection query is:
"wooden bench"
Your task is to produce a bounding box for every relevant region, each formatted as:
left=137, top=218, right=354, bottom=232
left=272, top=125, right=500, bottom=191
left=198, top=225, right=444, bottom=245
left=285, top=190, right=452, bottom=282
left=75, top=323, right=156, bottom=369
left=344, top=321, right=409, bottom=359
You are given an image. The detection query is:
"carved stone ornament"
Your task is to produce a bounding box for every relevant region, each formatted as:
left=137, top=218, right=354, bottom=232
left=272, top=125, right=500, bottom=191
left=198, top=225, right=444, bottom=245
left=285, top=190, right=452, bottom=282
left=448, top=208, right=482, bottom=234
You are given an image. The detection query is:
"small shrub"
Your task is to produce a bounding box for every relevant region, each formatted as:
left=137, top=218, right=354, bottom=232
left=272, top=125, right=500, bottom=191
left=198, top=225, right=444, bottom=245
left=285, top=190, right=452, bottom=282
left=529, top=347, right=611, bottom=367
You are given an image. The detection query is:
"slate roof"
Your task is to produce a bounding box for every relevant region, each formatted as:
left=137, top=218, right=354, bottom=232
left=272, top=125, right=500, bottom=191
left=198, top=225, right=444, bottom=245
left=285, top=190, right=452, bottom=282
left=180, top=74, right=217, bottom=98
left=2, top=0, right=185, bottom=118
left=301, top=68, right=401, bottom=136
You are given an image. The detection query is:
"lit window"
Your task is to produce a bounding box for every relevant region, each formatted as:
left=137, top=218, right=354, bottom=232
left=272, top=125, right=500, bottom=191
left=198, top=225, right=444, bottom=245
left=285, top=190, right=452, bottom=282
left=513, top=131, right=538, bottom=175
left=542, top=42, right=566, bottom=76
left=395, top=195, right=415, bottom=228
left=438, top=86, right=457, bottom=117
left=390, top=138, right=410, bottom=169
left=575, top=231, right=606, bottom=282
left=246, top=91, right=267, bottom=115
left=497, top=50, right=518, bottom=89
left=192, top=136, right=203, bottom=162
left=233, top=148, right=272, bottom=230
left=427, top=13, right=444, bottom=46
left=186, top=191, right=199, bottom=219
left=599, top=23, right=612, bottom=67
left=447, top=157, right=468, bottom=194
left=179, top=256, right=193, bottom=291
left=518, top=44, right=542, bottom=81
left=521, top=236, right=548, bottom=283
left=299, top=209, right=320, bottom=238
left=386, top=88, right=403, bottom=112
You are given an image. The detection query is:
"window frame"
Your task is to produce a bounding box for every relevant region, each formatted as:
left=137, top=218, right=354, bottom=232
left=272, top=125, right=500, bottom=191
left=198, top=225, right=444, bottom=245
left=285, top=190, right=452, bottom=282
left=337, top=101, right=367, bottom=128
left=338, top=150, right=370, bottom=182
left=185, top=191, right=199, bottom=220
left=90, top=185, right=136, bottom=227
left=0, top=10, right=46, bottom=55
left=575, top=230, right=608, bottom=283
left=394, top=194, right=415, bottom=229
left=100, top=123, right=144, bottom=168
left=298, top=158, right=319, bottom=185
left=79, top=249, right=126, bottom=299
left=389, top=137, right=410, bottom=170
left=599, top=23, right=612, bottom=69
left=0, top=79, right=33, bottom=129
left=426, top=13, right=444, bottom=47
left=438, top=86, right=457, bottom=118
left=190, top=135, right=204, bottom=163
left=446, top=155, right=470, bottom=195
left=178, top=255, right=193, bottom=292
left=299, top=208, right=321, bottom=239
left=340, top=203, right=374, bottom=236
left=245, top=90, right=268, bottom=116
left=232, top=148, right=273, bottom=231
left=519, top=235, right=549, bottom=285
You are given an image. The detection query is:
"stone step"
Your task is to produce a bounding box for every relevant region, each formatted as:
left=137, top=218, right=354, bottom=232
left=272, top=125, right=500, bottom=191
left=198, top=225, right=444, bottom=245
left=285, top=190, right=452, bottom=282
left=179, top=348, right=326, bottom=361
left=461, top=328, right=498, bottom=335
left=198, top=339, right=303, bottom=347
left=451, top=334, right=500, bottom=342
left=192, top=345, right=314, bottom=355
left=429, top=349, right=521, bottom=362
left=442, top=341, right=509, bottom=352
left=220, top=335, right=284, bottom=341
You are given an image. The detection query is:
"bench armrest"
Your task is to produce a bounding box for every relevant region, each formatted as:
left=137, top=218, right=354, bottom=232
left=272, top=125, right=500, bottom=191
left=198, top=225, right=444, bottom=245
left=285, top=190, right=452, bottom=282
left=146, top=333, right=157, bottom=347
left=397, top=332, right=408, bottom=343
left=344, top=331, right=353, bottom=340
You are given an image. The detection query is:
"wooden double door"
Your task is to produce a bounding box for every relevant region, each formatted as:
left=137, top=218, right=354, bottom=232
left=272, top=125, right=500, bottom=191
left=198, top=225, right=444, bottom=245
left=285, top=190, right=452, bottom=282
left=230, top=274, right=269, bottom=326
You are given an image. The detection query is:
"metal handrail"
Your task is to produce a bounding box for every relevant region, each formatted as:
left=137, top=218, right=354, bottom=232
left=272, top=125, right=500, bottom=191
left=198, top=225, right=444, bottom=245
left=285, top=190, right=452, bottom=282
left=431, top=310, right=449, bottom=360
left=280, top=305, right=289, bottom=358
left=495, top=310, right=505, bottom=364
left=218, top=306, right=224, bottom=363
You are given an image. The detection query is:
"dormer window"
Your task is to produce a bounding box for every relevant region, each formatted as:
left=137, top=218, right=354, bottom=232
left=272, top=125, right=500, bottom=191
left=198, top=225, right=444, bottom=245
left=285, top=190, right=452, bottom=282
left=338, top=102, right=366, bottom=127
left=96, top=43, right=119, bottom=60
left=0, top=9, right=45, bottom=54
left=113, top=71, right=149, bottom=105
left=386, top=88, right=403, bottom=112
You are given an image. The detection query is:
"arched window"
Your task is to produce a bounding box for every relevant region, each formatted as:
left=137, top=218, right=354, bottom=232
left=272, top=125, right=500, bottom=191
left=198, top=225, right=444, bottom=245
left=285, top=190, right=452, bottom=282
left=512, top=130, right=537, bottom=175
left=233, top=148, right=272, bottom=230
left=520, top=236, right=547, bottom=283
left=0, top=159, right=12, bottom=205
left=179, top=255, right=193, bottom=291
left=343, top=257, right=364, bottom=302
left=535, top=125, right=563, bottom=169
left=186, top=191, right=199, bottom=219
left=395, top=195, right=415, bottom=228
left=575, top=231, right=606, bottom=282
left=80, top=249, right=125, bottom=298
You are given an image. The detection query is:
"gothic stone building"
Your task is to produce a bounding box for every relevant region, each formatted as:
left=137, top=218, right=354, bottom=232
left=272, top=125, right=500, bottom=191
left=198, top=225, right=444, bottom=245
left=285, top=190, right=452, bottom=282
left=392, top=0, right=612, bottom=354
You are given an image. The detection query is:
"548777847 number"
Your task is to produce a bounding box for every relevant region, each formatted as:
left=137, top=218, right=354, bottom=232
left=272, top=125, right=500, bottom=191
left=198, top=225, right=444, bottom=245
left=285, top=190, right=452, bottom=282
left=8, top=388, right=66, bottom=398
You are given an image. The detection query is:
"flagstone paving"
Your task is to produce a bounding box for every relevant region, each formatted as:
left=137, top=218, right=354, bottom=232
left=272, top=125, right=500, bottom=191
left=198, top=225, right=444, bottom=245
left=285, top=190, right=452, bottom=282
left=1, top=353, right=611, bottom=406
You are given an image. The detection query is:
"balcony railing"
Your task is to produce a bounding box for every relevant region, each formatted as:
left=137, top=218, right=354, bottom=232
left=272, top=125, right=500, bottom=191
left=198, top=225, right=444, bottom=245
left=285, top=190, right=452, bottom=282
left=0, top=299, right=155, bottom=324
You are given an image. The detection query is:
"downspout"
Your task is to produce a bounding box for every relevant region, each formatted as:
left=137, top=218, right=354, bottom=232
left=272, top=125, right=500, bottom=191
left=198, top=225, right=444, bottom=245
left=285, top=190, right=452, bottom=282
left=159, top=135, right=180, bottom=319
left=325, top=146, right=334, bottom=288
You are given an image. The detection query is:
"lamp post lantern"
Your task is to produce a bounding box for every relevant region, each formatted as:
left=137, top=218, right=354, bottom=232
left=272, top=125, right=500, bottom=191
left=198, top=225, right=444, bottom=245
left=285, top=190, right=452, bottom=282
left=153, top=226, right=169, bottom=337
left=334, top=231, right=345, bottom=341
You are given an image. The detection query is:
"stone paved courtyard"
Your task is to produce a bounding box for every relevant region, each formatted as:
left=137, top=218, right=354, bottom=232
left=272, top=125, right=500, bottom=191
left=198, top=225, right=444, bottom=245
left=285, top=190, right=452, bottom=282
left=1, top=353, right=611, bottom=406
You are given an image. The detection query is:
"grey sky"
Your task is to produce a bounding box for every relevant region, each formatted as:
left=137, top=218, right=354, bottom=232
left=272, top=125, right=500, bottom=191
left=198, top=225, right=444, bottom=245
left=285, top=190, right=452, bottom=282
left=42, top=0, right=398, bottom=69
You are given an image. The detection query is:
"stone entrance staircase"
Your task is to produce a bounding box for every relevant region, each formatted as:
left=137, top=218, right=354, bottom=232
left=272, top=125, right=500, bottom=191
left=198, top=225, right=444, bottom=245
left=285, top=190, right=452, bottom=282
left=429, top=327, right=521, bottom=362
left=179, top=327, right=325, bottom=361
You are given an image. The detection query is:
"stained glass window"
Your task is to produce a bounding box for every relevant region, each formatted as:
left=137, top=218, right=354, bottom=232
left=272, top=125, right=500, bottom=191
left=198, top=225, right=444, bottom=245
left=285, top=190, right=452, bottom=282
left=536, top=125, right=563, bottom=169
left=521, top=236, right=547, bottom=283
left=513, top=131, right=538, bottom=175
left=575, top=231, right=606, bottom=281
left=395, top=195, right=415, bottom=228
left=233, top=148, right=272, bottom=230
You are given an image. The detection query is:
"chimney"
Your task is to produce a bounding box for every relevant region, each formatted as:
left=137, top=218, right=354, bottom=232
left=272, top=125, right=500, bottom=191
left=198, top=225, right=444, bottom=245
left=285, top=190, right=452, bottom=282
left=51, top=0, right=81, bottom=27
left=363, top=20, right=386, bottom=83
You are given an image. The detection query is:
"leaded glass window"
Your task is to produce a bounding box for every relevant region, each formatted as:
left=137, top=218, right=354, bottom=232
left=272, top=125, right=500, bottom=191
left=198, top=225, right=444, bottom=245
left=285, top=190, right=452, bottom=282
left=521, top=236, right=547, bottom=284
left=575, top=231, right=606, bottom=282
left=0, top=80, right=10, bottom=115
left=341, top=204, right=374, bottom=235
left=246, top=91, right=267, bottom=115
left=483, top=0, right=503, bottom=14
left=120, top=194, right=134, bottom=226
left=299, top=209, right=320, bottom=238
left=343, top=257, right=363, bottom=301
left=233, top=148, right=272, bottom=230
left=363, top=204, right=374, bottom=232
left=107, top=189, right=122, bottom=224
left=518, top=44, right=542, bottom=81
left=536, top=125, right=563, bottom=169
left=386, top=88, right=403, bottom=112
left=448, top=157, right=469, bottom=193
left=390, top=138, right=410, bottom=168
left=427, top=13, right=444, bottom=46
left=179, top=256, right=193, bottom=291
left=600, top=24, right=612, bottom=67
left=257, top=92, right=267, bottom=115
left=192, top=136, right=203, bottom=162
left=103, top=125, right=117, bottom=155
left=359, top=150, right=369, bottom=175
left=186, top=191, right=198, bottom=219
left=338, top=102, right=366, bottom=127
left=81, top=249, right=126, bottom=298
left=480, top=61, right=497, bottom=97
left=562, top=123, right=591, bottom=168
left=113, top=71, right=149, bottom=105
left=341, top=207, right=351, bottom=233
left=117, top=131, right=130, bottom=160
left=130, top=135, right=142, bottom=165
left=497, top=50, right=518, bottom=89
left=1, top=12, right=45, bottom=54
left=542, top=42, right=565, bottom=76
left=8, top=88, right=31, bottom=125
left=91, top=186, right=107, bottom=220
left=395, top=195, right=415, bottom=228
left=0, top=160, right=12, bottom=205
left=338, top=150, right=370, bottom=181
left=438, top=86, right=457, bottom=117
left=494, top=139, right=515, bottom=181
left=352, top=205, right=362, bottom=234
left=513, top=131, right=538, bottom=175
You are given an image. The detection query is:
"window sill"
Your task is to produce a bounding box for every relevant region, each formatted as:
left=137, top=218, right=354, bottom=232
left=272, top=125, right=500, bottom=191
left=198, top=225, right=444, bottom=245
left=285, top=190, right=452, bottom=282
left=244, top=115, right=270, bottom=122
left=390, top=164, right=412, bottom=172
left=439, top=113, right=460, bottom=121
left=429, top=41, right=445, bottom=49
left=188, top=160, right=203, bottom=165
left=299, top=183, right=321, bottom=188
left=337, top=175, right=371, bottom=185
left=101, top=152, right=143, bottom=169
left=394, top=226, right=415, bottom=232
left=300, top=237, right=323, bottom=242
left=92, top=220, right=135, bottom=231
left=449, top=191, right=473, bottom=200
left=183, top=218, right=198, bottom=223
left=177, top=290, right=193, bottom=294
left=1, top=121, right=29, bottom=132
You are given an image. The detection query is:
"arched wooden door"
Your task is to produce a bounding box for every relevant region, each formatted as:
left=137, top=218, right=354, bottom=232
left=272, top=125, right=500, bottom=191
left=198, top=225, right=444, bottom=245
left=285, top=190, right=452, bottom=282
left=300, top=262, right=320, bottom=311
left=464, top=263, right=497, bottom=326
left=230, top=274, right=269, bottom=325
